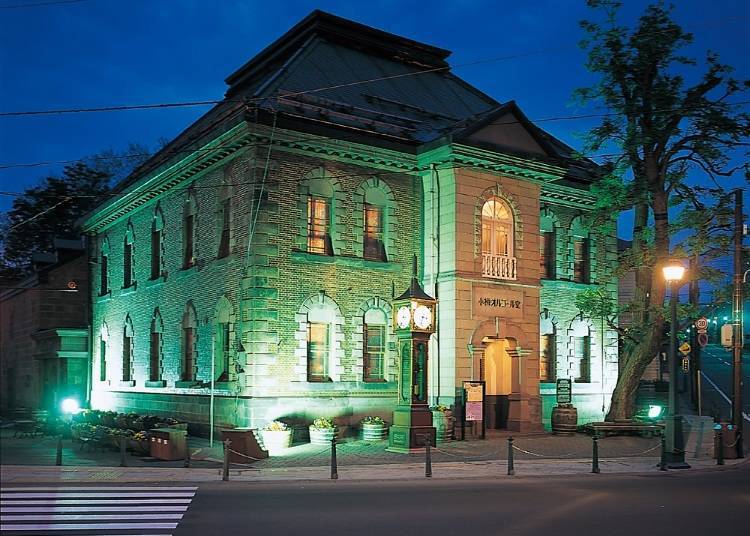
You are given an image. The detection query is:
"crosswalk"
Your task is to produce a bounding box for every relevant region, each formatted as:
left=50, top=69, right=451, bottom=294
left=0, top=486, right=197, bottom=534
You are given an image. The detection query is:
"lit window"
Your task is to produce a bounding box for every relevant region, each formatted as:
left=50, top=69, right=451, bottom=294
left=482, top=198, right=513, bottom=257
left=307, top=196, right=332, bottom=255
left=574, top=335, right=591, bottom=382
left=364, top=204, right=386, bottom=261
left=364, top=324, right=386, bottom=382
left=573, top=237, right=590, bottom=283
left=307, top=322, right=330, bottom=382
left=540, top=229, right=556, bottom=279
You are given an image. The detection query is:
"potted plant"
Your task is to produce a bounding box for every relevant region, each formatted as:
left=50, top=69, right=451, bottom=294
left=360, top=416, right=387, bottom=441
left=431, top=405, right=454, bottom=442
left=309, top=418, right=336, bottom=445
left=260, top=421, right=292, bottom=454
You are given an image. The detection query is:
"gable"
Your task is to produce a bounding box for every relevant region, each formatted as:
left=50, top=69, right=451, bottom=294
left=465, top=111, right=548, bottom=156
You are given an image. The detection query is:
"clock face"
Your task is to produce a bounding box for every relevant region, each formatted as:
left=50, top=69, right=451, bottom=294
left=414, top=305, right=432, bottom=330
left=396, top=306, right=411, bottom=329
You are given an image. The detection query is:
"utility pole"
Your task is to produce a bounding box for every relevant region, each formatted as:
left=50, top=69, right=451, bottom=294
left=689, top=255, right=702, bottom=415
left=732, top=189, right=744, bottom=458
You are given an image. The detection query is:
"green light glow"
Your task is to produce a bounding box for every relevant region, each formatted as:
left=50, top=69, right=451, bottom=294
left=61, top=398, right=80, bottom=414
left=647, top=405, right=663, bottom=419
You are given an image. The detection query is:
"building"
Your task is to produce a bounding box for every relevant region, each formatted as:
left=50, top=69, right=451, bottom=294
left=0, top=239, right=90, bottom=413
left=81, top=11, right=619, bottom=434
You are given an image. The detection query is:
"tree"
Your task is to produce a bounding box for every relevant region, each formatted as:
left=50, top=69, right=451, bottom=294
left=575, top=1, right=750, bottom=420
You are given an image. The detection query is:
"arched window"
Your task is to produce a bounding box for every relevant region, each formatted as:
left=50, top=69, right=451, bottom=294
left=570, top=217, right=590, bottom=284
left=540, top=210, right=557, bottom=280
left=181, top=302, right=198, bottom=381
left=363, top=188, right=387, bottom=261
left=123, top=222, right=135, bottom=288
left=122, top=316, right=134, bottom=383
left=363, top=308, right=387, bottom=382
left=569, top=318, right=591, bottom=383
left=307, top=178, right=334, bottom=255
left=539, top=312, right=556, bottom=382
left=99, top=322, right=109, bottom=382
left=149, top=309, right=163, bottom=382
left=213, top=296, right=233, bottom=382
left=182, top=190, right=197, bottom=269
left=295, top=292, right=344, bottom=383
left=217, top=168, right=233, bottom=258
left=481, top=198, right=516, bottom=280
left=151, top=206, right=165, bottom=280
left=99, top=237, right=110, bottom=296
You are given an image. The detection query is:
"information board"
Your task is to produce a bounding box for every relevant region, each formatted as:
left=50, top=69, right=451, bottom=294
left=465, top=401, right=483, bottom=421
left=556, top=378, right=572, bottom=405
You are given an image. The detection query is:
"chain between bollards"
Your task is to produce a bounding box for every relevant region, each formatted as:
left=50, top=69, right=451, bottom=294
left=507, top=437, right=515, bottom=476
left=55, top=435, right=63, bottom=466
left=222, top=439, right=231, bottom=481
left=660, top=435, right=667, bottom=471
left=184, top=437, right=191, bottom=468
left=425, top=437, right=432, bottom=478
left=119, top=436, right=127, bottom=467
left=330, top=437, right=338, bottom=480
left=591, top=436, right=600, bottom=474
left=717, top=430, right=724, bottom=466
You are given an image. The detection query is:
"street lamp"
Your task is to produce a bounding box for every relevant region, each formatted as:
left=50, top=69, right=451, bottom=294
left=662, top=260, right=690, bottom=469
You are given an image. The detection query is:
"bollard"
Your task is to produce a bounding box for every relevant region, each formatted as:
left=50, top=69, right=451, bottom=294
left=184, top=437, right=191, bottom=468
left=119, top=436, right=127, bottom=468
left=660, top=436, right=667, bottom=471
left=591, top=436, right=600, bottom=474
left=425, top=437, right=432, bottom=478
left=717, top=430, right=724, bottom=466
left=55, top=435, right=63, bottom=466
left=330, top=437, right=338, bottom=480
left=507, top=437, right=515, bottom=476
left=222, top=439, right=231, bottom=481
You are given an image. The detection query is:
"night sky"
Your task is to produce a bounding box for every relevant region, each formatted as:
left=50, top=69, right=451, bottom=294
left=1, top=0, right=748, bottom=242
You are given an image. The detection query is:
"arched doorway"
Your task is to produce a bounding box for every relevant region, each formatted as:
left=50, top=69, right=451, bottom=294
left=482, top=337, right=513, bottom=429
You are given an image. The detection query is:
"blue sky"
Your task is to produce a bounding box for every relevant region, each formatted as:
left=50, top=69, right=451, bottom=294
left=1, top=0, right=748, bottom=240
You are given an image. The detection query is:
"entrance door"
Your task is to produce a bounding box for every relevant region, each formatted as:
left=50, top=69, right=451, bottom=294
left=483, top=338, right=512, bottom=429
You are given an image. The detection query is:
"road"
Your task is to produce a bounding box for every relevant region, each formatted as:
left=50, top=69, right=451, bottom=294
left=4, top=467, right=748, bottom=535
left=696, top=344, right=750, bottom=422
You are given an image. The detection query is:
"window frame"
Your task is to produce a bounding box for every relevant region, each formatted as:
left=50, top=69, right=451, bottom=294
left=218, top=199, right=231, bottom=259
left=573, top=236, right=590, bottom=284
left=363, top=323, right=386, bottom=382
left=99, top=338, right=107, bottom=382
left=539, top=332, right=556, bottom=382
left=99, top=252, right=109, bottom=296
left=149, top=330, right=161, bottom=382
left=363, top=203, right=387, bottom=261
left=150, top=228, right=162, bottom=280
left=123, top=239, right=134, bottom=288
left=481, top=198, right=514, bottom=257
left=574, top=335, right=591, bottom=383
left=183, top=213, right=196, bottom=269
left=307, top=195, right=332, bottom=255
left=122, top=333, right=132, bottom=382
left=182, top=326, right=195, bottom=381
left=540, top=228, right=556, bottom=280
left=306, top=321, right=330, bottom=382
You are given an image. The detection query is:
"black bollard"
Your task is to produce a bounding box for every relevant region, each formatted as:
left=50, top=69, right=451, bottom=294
left=425, top=438, right=432, bottom=478
left=55, top=435, right=63, bottom=466
left=184, top=437, right=191, bottom=468
left=222, top=439, right=231, bottom=481
left=330, top=437, right=338, bottom=480
left=716, top=430, right=724, bottom=466
left=119, top=436, right=127, bottom=467
left=660, top=436, right=667, bottom=471
left=591, top=436, right=600, bottom=474
left=507, top=437, right=515, bottom=476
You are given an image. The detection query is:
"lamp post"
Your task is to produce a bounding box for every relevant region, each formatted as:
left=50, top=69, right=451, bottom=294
left=663, top=260, right=690, bottom=469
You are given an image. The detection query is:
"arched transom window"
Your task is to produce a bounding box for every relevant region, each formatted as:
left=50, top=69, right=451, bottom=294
left=481, top=198, right=516, bottom=280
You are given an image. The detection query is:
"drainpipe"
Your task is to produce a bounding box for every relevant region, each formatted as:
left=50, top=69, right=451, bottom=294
left=210, top=330, right=215, bottom=447
left=431, top=163, right=441, bottom=405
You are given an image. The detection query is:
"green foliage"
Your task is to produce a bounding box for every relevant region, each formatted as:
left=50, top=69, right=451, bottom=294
left=310, top=417, right=335, bottom=430
left=575, top=288, right=615, bottom=319
left=263, top=420, right=289, bottom=432
left=360, top=416, right=385, bottom=425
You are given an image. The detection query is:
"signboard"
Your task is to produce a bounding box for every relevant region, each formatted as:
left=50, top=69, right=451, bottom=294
left=556, top=378, right=572, bottom=405
left=679, top=342, right=691, bottom=356
left=473, top=286, right=524, bottom=319
left=697, top=332, right=709, bottom=347
left=466, top=384, right=483, bottom=403
left=695, top=317, right=708, bottom=331
left=465, top=402, right=483, bottom=421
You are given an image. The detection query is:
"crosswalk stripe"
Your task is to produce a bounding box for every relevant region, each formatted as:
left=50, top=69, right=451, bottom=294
left=0, top=522, right=179, bottom=531
left=1, top=492, right=195, bottom=499
left=2, top=506, right=189, bottom=513
left=1, top=499, right=192, bottom=505
left=1, top=486, right=197, bottom=491
left=2, top=513, right=184, bottom=521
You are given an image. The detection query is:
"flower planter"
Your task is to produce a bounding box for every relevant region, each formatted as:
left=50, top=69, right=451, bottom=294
left=261, top=430, right=292, bottom=454
left=361, top=423, right=387, bottom=441
left=309, top=426, right=337, bottom=445
left=433, top=410, right=454, bottom=443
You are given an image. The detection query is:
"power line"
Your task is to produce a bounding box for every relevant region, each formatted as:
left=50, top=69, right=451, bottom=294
left=0, top=0, right=87, bottom=8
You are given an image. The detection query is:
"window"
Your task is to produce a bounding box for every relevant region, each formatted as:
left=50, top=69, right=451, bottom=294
left=573, top=237, right=590, bottom=283
left=99, top=338, right=107, bottom=382
left=540, top=229, right=556, bottom=279
left=150, top=228, right=162, bottom=279
left=182, top=327, right=195, bottom=381
left=482, top=198, right=513, bottom=256
left=123, top=240, right=133, bottom=288
left=364, top=324, right=386, bottom=382
left=218, top=200, right=231, bottom=258
left=307, top=196, right=332, bottom=255
left=574, top=336, right=591, bottom=382
left=364, top=204, right=386, bottom=261
left=100, top=252, right=109, bottom=295
left=539, top=333, right=555, bottom=382
left=307, top=322, right=330, bottom=382
left=149, top=331, right=160, bottom=382
left=183, top=213, right=195, bottom=268
left=122, top=332, right=132, bottom=382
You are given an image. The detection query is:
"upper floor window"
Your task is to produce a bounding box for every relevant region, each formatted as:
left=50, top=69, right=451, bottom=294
left=540, top=229, right=556, bottom=279
left=151, top=207, right=164, bottom=280
left=183, top=192, right=197, bottom=269
left=99, top=238, right=110, bottom=296
left=364, top=204, right=386, bottom=261
left=218, top=200, right=231, bottom=258
left=307, top=196, right=332, bottom=255
left=481, top=198, right=516, bottom=280
left=573, top=237, right=590, bottom=283
left=123, top=239, right=134, bottom=288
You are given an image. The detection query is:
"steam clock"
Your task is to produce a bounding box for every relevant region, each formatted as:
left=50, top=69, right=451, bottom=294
left=388, top=258, right=437, bottom=452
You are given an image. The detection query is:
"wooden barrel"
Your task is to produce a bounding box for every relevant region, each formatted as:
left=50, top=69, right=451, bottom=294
left=551, top=404, right=578, bottom=435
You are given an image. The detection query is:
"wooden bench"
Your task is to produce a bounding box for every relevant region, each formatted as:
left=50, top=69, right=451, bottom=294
left=584, top=421, right=664, bottom=438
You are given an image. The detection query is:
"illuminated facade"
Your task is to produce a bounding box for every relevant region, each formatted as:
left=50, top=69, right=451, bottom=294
left=81, top=11, right=618, bottom=433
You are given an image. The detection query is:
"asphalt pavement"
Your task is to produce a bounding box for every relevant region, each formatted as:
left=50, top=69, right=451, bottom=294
left=694, top=344, right=749, bottom=422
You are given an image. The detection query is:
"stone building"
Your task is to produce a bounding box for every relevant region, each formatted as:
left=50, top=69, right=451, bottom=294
left=0, top=239, right=90, bottom=412
left=81, top=11, right=618, bottom=434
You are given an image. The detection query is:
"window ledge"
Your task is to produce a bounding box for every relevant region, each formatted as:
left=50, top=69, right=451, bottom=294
left=174, top=265, right=198, bottom=280
left=120, top=284, right=137, bottom=296
left=117, top=380, right=135, bottom=388
left=96, top=292, right=112, bottom=303
left=145, top=380, right=166, bottom=388
left=212, top=254, right=236, bottom=267
left=175, top=380, right=200, bottom=388
left=291, top=250, right=401, bottom=271
left=145, top=274, right=167, bottom=287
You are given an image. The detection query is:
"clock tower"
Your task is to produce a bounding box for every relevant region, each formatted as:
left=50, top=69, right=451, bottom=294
left=388, top=256, right=437, bottom=452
